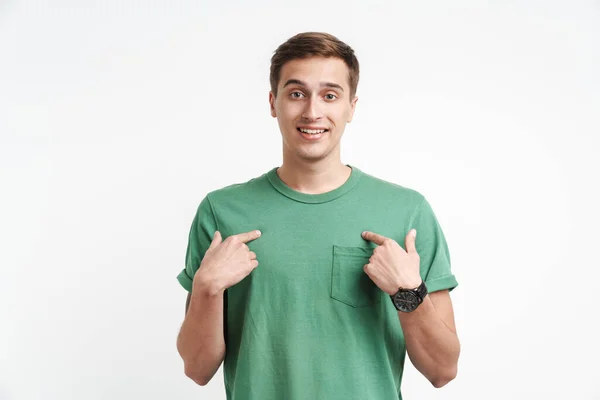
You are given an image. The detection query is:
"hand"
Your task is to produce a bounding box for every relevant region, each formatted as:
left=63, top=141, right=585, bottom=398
left=361, top=229, right=422, bottom=296
left=193, top=229, right=262, bottom=294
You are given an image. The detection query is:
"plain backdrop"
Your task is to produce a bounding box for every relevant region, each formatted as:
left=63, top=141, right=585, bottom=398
left=1, top=1, right=599, bottom=399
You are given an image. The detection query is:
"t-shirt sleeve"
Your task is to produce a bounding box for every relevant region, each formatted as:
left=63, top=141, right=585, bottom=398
left=176, top=195, right=219, bottom=292
left=411, top=196, right=458, bottom=293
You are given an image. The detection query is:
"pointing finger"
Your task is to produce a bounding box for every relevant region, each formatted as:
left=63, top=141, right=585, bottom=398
left=361, top=230, right=388, bottom=246
left=405, top=229, right=417, bottom=253
left=235, top=229, right=263, bottom=244
left=209, top=231, right=222, bottom=249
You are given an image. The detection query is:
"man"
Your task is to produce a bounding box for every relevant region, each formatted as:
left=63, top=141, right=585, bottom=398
left=176, top=32, right=460, bottom=400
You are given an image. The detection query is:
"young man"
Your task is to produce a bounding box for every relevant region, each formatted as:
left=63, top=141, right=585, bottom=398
left=176, top=32, right=460, bottom=400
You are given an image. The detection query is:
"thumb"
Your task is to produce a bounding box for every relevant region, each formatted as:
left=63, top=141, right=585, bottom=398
left=209, top=230, right=222, bottom=248
left=405, top=229, right=417, bottom=253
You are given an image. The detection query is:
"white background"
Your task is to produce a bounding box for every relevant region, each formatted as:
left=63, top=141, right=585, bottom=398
left=1, top=0, right=599, bottom=399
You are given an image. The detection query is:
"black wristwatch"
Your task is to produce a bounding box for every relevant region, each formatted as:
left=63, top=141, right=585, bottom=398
left=390, top=281, right=428, bottom=312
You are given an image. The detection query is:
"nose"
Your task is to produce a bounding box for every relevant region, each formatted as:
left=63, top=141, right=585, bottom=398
left=301, top=96, right=324, bottom=121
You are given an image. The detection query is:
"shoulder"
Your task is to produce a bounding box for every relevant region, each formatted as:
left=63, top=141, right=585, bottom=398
left=358, top=167, right=425, bottom=210
left=201, top=170, right=269, bottom=205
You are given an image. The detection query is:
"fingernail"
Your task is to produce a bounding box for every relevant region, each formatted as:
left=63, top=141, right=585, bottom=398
left=256, top=230, right=261, bottom=236
left=412, top=229, right=417, bottom=238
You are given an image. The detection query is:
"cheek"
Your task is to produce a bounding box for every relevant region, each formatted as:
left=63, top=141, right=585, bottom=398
left=281, top=105, right=303, bottom=121
left=276, top=107, right=297, bottom=129
left=332, top=109, right=350, bottom=124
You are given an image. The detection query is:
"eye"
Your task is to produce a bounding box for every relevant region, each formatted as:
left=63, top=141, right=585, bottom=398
left=290, top=91, right=305, bottom=99
left=325, top=93, right=337, bottom=101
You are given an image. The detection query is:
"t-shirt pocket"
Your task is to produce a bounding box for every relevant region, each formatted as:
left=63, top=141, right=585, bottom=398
left=331, top=245, right=382, bottom=308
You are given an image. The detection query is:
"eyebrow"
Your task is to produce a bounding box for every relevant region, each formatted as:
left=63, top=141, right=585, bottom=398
left=282, top=79, right=344, bottom=92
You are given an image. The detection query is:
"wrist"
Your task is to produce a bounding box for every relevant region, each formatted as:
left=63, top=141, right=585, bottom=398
left=389, top=280, right=428, bottom=312
left=389, top=277, right=423, bottom=295
left=193, top=270, right=225, bottom=297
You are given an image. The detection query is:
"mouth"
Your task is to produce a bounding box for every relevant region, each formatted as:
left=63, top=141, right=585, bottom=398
left=297, top=127, right=329, bottom=141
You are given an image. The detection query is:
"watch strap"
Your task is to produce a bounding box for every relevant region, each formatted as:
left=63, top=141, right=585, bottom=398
left=415, top=280, right=428, bottom=300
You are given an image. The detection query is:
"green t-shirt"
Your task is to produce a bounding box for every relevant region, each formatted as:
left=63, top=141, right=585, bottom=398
left=177, top=164, right=458, bottom=400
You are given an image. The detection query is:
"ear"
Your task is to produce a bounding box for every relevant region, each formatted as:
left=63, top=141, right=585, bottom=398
left=347, top=95, right=358, bottom=123
left=269, top=91, right=277, bottom=118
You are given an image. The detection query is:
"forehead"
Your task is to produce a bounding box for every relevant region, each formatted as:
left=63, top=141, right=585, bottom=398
left=279, top=57, right=349, bottom=90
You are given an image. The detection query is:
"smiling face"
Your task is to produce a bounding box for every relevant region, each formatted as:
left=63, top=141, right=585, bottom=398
left=269, top=56, right=358, bottom=164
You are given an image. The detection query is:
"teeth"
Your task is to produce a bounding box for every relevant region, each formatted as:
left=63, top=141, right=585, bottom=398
left=299, top=128, right=326, bottom=134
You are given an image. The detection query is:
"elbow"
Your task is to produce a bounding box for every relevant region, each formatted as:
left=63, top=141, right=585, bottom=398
left=178, top=344, right=225, bottom=387
left=184, top=363, right=211, bottom=386
left=430, top=365, right=457, bottom=388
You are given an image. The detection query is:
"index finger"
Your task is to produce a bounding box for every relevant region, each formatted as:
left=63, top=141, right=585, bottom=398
left=361, top=230, right=387, bottom=246
left=234, top=229, right=262, bottom=243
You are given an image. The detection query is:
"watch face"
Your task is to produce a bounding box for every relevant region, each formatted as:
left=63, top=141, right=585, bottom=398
left=393, top=291, right=419, bottom=312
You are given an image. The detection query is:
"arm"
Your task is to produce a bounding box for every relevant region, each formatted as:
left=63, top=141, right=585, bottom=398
left=176, top=276, right=226, bottom=386
left=176, top=227, right=261, bottom=386
left=399, top=289, right=460, bottom=388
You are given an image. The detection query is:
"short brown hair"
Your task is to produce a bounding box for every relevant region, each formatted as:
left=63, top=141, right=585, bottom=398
left=270, top=32, right=360, bottom=100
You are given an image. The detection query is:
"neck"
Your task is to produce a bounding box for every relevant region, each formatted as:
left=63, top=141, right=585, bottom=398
left=276, top=158, right=352, bottom=195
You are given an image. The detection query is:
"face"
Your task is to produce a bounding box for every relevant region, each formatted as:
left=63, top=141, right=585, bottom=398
left=269, top=56, right=358, bottom=164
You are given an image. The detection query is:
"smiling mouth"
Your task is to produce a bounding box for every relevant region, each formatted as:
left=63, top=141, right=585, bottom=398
left=297, top=127, right=328, bottom=141
left=297, top=127, right=329, bottom=134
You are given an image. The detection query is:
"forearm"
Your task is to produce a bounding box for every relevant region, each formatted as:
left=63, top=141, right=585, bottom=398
left=177, top=279, right=226, bottom=386
left=399, top=295, right=460, bottom=387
